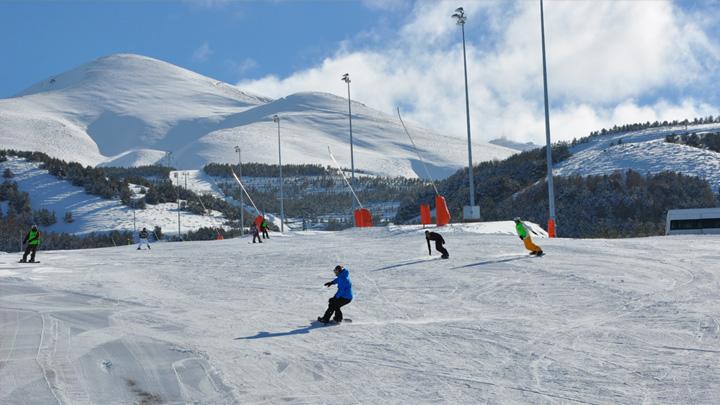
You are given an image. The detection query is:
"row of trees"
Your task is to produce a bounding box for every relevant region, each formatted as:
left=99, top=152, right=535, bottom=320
left=492, top=170, right=717, bottom=238
left=583, top=115, right=720, bottom=140
left=395, top=144, right=573, bottom=222
left=665, top=132, right=720, bottom=153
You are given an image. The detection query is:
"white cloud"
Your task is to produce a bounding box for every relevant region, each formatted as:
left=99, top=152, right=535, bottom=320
left=237, top=0, right=720, bottom=144
left=192, top=42, right=213, bottom=63
left=225, top=58, right=258, bottom=75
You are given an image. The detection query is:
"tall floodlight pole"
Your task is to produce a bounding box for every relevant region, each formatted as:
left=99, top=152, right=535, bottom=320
left=234, top=146, right=244, bottom=235
left=540, top=0, right=557, bottom=237
left=273, top=115, right=285, bottom=232
left=452, top=7, right=479, bottom=221
left=174, top=172, right=181, bottom=238
left=341, top=73, right=355, bottom=186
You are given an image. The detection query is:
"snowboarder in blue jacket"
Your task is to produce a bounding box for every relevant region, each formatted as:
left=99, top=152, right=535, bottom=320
left=318, top=265, right=353, bottom=323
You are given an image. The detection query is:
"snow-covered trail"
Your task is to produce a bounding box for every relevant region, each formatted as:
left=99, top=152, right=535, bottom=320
left=1, top=227, right=719, bottom=404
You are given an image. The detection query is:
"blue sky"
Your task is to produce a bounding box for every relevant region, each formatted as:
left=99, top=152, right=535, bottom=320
left=2, top=0, right=719, bottom=143
left=0, top=1, right=385, bottom=97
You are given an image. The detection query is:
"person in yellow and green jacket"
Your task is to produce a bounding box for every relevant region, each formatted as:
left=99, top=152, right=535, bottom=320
left=514, top=218, right=543, bottom=256
left=20, top=225, right=41, bottom=263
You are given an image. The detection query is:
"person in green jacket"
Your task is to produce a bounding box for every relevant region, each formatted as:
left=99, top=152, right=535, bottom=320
left=514, top=218, right=543, bottom=256
left=261, top=218, right=269, bottom=239
left=20, top=225, right=41, bottom=263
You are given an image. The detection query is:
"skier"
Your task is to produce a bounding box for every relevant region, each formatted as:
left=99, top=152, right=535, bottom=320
left=514, top=217, right=543, bottom=256
left=252, top=223, right=262, bottom=243
left=425, top=230, right=449, bottom=259
left=318, top=265, right=353, bottom=324
left=261, top=218, right=269, bottom=239
left=20, top=225, right=41, bottom=263
left=137, top=227, right=151, bottom=250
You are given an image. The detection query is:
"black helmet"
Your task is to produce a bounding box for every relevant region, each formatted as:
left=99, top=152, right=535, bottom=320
left=31, top=224, right=38, bottom=230
left=334, top=265, right=343, bottom=273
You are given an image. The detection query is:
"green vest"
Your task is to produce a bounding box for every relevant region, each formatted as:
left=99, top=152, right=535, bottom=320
left=515, top=222, right=527, bottom=239
left=28, top=230, right=40, bottom=245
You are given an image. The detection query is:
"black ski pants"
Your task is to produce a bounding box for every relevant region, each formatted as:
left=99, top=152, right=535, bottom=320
left=262, top=229, right=269, bottom=239
left=22, top=244, right=38, bottom=262
left=435, top=241, right=449, bottom=258
left=252, top=232, right=262, bottom=243
left=321, top=297, right=351, bottom=322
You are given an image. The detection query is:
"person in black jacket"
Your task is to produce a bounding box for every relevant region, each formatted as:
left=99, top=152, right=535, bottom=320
left=137, top=227, right=151, bottom=250
left=425, top=230, right=449, bottom=259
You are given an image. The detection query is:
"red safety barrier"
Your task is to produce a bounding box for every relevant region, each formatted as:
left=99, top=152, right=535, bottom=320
left=435, top=195, right=450, bottom=226
left=548, top=218, right=556, bottom=238
left=354, top=208, right=373, bottom=227
left=216, top=234, right=224, bottom=240
left=420, top=204, right=431, bottom=225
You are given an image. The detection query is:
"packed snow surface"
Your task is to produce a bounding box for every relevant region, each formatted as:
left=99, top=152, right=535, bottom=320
left=1, top=224, right=719, bottom=404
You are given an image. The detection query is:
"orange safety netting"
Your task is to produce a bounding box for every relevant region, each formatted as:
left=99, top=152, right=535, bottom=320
left=354, top=208, right=373, bottom=227
left=420, top=204, right=431, bottom=225
left=435, top=195, right=450, bottom=226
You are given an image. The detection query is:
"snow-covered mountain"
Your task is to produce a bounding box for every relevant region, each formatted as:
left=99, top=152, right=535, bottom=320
left=0, top=53, right=516, bottom=179
left=556, top=123, right=720, bottom=191
left=0, top=157, right=225, bottom=235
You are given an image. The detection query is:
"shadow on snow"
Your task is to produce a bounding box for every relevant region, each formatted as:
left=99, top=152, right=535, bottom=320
left=235, top=322, right=332, bottom=340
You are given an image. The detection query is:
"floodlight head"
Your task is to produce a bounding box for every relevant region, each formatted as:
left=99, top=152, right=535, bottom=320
left=341, top=73, right=350, bottom=83
left=272, top=114, right=279, bottom=123
left=452, top=6, right=466, bottom=24
left=234, top=145, right=240, bottom=152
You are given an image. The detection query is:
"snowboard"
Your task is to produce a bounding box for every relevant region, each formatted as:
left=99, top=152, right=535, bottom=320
left=18, top=261, right=40, bottom=263
left=314, top=318, right=352, bottom=325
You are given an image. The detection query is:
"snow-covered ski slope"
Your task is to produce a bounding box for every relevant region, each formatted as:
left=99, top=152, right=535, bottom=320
left=556, top=123, right=720, bottom=191
left=2, top=224, right=719, bottom=404
left=0, top=53, right=515, bottom=179
left=0, top=157, right=225, bottom=235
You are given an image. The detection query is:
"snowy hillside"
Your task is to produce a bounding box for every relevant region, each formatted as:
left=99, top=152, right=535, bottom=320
left=0, top=53, right=516, bottom=178
left=557, top=124, right=720, bottom=191
left=0, top=157, right=225, bottom=235
left=1, top=225, right=719, bottom=403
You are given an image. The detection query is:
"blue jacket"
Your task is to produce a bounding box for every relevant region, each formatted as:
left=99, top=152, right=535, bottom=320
left=329, top=268, right=353, bottom=300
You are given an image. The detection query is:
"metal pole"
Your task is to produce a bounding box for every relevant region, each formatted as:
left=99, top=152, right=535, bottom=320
left=540, top=0, right=557, bottom=236
left=175, top=174, right=181, bottom=238
left=460, top=20, right=476, bottom=209
left=237, top=147, right=244, bottom=235
left=347, top=80, right=354, bottom=184
left=274, top=116, right=285, bottom=232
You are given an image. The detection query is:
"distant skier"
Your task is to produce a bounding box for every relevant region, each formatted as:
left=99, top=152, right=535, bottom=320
left=261, top=218, right=269, bottom=239
left=20, top=225, right=41, bottom=263
left=425, top=230, right=449, bottom=259
left=318, top=265, right=353, bottom=324
left=137, top=227, right=151, bottom=250
left=514, top=217, right=543, bottom=256
left=252, top=223, right=262, bottom=243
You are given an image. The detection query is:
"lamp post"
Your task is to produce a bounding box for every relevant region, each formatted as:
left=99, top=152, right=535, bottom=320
left=234, top=145, right=244, bottom=235
left=452, top=6, right=480, bottom=221
left=173, top=172, right=181, bottom=238
left=341, top=73, right=355, bottom=186
left=273, top=115, right=285, bottom=232
left=540, top=0, right=557, bottom=237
